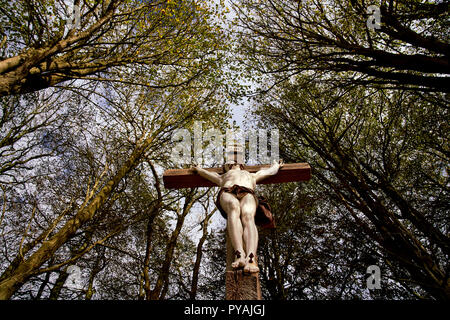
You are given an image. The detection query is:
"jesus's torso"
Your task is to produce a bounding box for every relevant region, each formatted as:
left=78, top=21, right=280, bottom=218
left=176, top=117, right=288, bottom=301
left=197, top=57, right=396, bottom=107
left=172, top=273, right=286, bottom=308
left=220, top=169, right=256, bottom=190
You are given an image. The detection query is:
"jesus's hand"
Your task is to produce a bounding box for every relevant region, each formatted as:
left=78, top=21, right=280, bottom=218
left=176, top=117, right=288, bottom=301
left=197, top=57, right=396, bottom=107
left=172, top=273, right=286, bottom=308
left=272, top=159, right=284, bottom=168
left=190, top=164, right=199, bottom=173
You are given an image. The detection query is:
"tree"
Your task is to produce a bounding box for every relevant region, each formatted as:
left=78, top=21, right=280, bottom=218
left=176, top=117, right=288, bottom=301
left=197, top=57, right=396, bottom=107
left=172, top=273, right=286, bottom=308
left=233, top=0, right=449, bottom=300
left=0, top=0, right=232, bottom=300
left=0, top=57, right=230, bottom=301
left=0, top=86, right=228, bottom=298
left=256, top=182, right=412, bottom=300
left=0, top=0, right=229, bottom=96
left=0, top=90, right=79, bottom=183
left=195, top=228, right=227, bottom=300
left=173, top=193, right=217, bottom=300
left=233, top=0, right=449, bottom=93
left=251, top=81, right=449, bottom=299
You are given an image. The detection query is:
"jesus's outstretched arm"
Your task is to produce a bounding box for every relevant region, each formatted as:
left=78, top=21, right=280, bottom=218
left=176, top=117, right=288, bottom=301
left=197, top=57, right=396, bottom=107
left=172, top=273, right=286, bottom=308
left=192, top=166, right=222, bottom=186
left=253, top=159, right=284, bottom=183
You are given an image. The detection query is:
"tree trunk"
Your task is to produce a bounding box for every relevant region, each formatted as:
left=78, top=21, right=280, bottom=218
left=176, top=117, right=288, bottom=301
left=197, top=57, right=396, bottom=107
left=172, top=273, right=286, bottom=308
left=0, top=135, right=153, bottom=299
left=189, top=209, right=214, bottom=300
left=148, top=191, right=197, bottom=300
left=35, top=271, right=51, bottom=300
left=141, top=211, right=158, bottom=300
left=85, top=251, right=103, bottom=300
left=49, top=270, right=69, bottom=300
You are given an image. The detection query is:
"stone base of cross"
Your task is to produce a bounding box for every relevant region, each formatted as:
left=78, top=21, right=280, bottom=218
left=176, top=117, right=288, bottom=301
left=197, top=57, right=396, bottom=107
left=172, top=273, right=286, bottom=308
left=163, top=162, right=311, bottom=300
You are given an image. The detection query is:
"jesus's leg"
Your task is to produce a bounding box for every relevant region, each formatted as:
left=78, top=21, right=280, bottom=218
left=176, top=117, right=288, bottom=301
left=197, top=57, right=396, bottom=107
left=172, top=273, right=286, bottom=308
left=240, top=194, right=259, bottom=273
left=220, top=192, right=245, bottom=268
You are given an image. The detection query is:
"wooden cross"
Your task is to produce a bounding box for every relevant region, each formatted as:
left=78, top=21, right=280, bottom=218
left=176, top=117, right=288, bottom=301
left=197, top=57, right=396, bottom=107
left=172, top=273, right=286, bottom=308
left=163, top=163, right=311, bottom=189
left=162, top=162, right=311, bottom=300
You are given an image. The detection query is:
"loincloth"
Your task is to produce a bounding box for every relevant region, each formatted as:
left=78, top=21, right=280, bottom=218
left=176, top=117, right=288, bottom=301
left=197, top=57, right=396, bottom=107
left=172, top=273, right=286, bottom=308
left=216, top=185, right=275, bottom=229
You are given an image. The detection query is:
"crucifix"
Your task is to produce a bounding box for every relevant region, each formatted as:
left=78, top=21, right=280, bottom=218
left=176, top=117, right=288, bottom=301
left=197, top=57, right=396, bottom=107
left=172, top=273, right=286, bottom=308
left=163, top=145, right=311, bottom=300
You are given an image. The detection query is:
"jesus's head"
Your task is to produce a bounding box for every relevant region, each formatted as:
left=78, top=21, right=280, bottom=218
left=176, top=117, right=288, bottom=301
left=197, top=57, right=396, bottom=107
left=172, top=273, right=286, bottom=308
left=224, top=143, right=244, bottom=171
left=223, top=162, right=245, bottom=172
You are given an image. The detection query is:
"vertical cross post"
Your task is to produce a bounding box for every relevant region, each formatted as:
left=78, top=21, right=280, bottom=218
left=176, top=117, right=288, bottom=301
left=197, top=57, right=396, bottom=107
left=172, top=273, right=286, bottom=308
left=225, top=233, right=262, bottom=300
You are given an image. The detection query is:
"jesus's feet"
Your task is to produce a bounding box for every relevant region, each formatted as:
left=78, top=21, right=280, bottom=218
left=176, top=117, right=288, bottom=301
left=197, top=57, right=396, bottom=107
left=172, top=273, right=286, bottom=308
left=231, top=250, right=246, bottom=269
left=244, top=253, right=259, bottom=273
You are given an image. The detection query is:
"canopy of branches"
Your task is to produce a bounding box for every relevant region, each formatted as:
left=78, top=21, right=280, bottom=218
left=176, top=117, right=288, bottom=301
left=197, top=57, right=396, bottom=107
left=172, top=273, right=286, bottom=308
left=0, top=0, right=448, bottom=301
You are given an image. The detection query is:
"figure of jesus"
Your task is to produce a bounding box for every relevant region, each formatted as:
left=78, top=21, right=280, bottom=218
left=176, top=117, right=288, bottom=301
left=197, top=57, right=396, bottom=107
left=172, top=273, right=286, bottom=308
left=192, top=159, right=283, bottom=273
